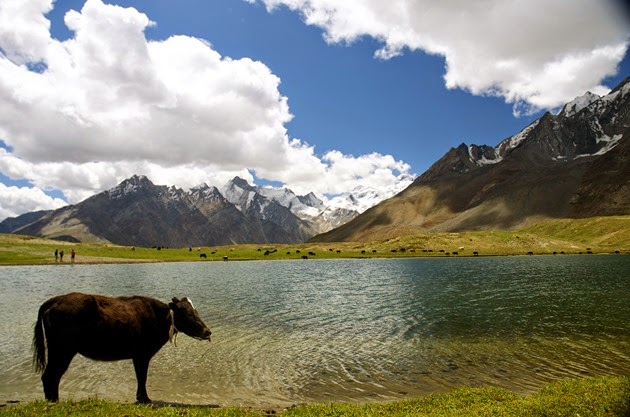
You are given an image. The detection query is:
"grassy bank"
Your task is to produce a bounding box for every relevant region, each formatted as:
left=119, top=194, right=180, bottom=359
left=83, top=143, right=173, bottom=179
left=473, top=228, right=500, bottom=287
left=1, top=216, right=628, bottom=265
left=2, top=376, right=628, bottom=416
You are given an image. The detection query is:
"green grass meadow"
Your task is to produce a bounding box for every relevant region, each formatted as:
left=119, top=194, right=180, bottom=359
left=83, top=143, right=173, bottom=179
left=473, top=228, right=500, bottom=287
left=1, top=376, right=628, bottom=417
left=1, top=216, right=629, bottom=265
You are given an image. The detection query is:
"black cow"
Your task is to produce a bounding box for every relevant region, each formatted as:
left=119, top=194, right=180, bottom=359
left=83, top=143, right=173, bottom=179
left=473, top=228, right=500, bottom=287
left=33, top=293, right=212, bottom=403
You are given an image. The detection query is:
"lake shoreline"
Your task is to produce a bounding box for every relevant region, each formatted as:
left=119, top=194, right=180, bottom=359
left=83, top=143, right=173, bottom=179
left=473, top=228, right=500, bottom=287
left=2, top=248, right=627, bottom=267
left=2, top=376, right=629, bottom=416
left=3, top=215, right=630, bottom=265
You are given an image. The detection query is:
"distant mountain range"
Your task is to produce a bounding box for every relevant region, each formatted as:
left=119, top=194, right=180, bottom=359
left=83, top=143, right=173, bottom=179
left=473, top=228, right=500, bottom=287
left=312, top=76, right=630, bottom=242
left=3, top=77, right=628, bottom=246
left=0, top=175, right=408, bottom=246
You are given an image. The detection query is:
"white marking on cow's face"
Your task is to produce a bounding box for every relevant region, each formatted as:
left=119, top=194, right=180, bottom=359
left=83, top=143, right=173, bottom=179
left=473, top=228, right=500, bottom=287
left=184, top=297, right=195, bottom=310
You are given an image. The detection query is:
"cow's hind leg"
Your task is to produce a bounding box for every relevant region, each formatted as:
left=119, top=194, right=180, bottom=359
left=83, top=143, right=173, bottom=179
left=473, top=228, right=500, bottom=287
left=42, top=349, right=76, bottom=401
left=132, top=356, right=152, bottom=404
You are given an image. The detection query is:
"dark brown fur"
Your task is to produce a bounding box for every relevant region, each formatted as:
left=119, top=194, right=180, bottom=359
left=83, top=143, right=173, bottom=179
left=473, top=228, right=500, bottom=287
left=33, top=292, right=211, bottom=403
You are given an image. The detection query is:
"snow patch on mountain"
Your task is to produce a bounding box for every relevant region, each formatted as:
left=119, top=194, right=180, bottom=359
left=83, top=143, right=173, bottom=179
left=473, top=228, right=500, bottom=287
left=216, top=174, right=414, bottom=233
left=561, top=91, right=601, bottom=118
left=468, top=81, right=628, bottom=169
left=107, top=175, right=151, bottom=200
left=466, top=119, right=543, bottom=168
left=221, top=178, right=258, bottom=213
left=258, top=186, right=324, bottom=218
left=577, top=133, right=624, bottom=158
left=326, top=174, right=414, bottom=213
left=601, top=78, right=630, bottom=106
left=494, top=119, right=541, bottom=161
left=189, top=183, right=224, bottom=202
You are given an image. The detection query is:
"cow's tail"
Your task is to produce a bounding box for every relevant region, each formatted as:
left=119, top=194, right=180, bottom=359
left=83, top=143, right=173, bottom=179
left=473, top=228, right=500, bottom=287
left=32, top=302, right=48, bottom=373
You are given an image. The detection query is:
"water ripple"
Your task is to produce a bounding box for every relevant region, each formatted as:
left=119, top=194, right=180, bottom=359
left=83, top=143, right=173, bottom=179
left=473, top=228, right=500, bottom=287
left=0, top=256, right=629, bottom=407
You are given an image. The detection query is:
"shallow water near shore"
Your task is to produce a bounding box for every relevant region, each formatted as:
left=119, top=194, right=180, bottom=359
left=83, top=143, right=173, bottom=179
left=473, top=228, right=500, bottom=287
left=0, top=255, right=628, bottom=408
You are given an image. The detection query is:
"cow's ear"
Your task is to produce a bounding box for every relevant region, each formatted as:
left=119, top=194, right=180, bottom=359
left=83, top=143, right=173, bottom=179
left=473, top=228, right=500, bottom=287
left=172, top=297, right=180, bottom=304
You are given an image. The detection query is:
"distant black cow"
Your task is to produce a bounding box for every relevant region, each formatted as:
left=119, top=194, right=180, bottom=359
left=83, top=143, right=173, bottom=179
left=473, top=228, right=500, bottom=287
left=33, top=293, right=211, bottom=403
left=199, top=253, right=207, bottom=258
left=308, top=251, right=316, bottom=256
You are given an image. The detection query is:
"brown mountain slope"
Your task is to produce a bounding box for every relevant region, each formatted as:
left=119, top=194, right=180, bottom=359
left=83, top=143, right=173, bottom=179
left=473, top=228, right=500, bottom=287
left=312, top=78, right=630, bottom=243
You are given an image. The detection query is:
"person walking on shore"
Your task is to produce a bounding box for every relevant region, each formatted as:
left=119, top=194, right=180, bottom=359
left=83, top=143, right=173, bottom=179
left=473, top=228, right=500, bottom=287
left=59, top=250, right=64, bottom=262
left=54, top=249, right=58, bottom=262
left=71, top=249, right=76, bottom=262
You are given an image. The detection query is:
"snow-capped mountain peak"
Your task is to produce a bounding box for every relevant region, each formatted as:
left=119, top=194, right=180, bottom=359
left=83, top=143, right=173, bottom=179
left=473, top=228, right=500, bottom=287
left=216, top=175, right=415, bottom=234
left=298, top=192, right=325, bottom=210
left=327, top=174, right=414, bottom=213
left=220, top=177, right=258, bottom=213
left=189, top=183, right=223, bottom=201
left=107, top=175, right=154, bottom=200
left=561, top=91, right=601, bottom=118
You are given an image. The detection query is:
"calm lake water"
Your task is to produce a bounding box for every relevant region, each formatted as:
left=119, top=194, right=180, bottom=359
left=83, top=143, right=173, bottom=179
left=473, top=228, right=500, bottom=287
left=0, top=256, right=628, bottom=408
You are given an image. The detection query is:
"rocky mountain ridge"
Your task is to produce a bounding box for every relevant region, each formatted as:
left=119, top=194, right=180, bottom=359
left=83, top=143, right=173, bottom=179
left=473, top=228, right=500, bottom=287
left=1, top=175, right=378, bottom=245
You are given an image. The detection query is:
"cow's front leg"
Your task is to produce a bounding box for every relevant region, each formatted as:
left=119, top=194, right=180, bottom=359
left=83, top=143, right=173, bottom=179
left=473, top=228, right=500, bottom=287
left=132, top=356, right=151, bottom=403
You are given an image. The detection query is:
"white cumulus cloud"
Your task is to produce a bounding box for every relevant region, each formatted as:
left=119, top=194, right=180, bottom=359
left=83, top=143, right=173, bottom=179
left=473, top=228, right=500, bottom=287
left=252, top=0, right=630, bottom=115
left=0, top=0, right=414, bottom=219
left=0, top=182, right=66, bottom=220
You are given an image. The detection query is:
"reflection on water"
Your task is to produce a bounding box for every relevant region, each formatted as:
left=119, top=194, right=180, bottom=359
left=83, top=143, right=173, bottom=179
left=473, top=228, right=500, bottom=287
left=0, top=256, right=629, bottom=407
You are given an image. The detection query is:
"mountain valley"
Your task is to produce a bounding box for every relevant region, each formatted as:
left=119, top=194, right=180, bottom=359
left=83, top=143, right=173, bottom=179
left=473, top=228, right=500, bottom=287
left=2, top=77, right=629, bottom=246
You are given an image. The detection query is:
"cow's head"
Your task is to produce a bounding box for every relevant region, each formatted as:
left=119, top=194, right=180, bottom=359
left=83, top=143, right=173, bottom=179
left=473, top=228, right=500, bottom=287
left=169, top=297, right=212, bottom=341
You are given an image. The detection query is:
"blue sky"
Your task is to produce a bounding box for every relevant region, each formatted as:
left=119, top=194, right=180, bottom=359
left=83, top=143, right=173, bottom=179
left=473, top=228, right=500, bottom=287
left=0, top=0, right=629, bottom=219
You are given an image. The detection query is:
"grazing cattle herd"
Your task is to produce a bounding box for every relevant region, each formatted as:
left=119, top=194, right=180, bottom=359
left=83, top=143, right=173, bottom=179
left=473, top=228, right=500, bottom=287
left=173, top=245, right=620, bottom=260
left=156, top=242, right=625, bottom=259
left=140, top=240, right=630, bottom=262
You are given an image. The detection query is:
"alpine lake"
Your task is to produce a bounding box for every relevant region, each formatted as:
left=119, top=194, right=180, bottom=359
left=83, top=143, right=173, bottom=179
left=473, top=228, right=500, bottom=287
left=0, top=255, right=628, bottom=409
